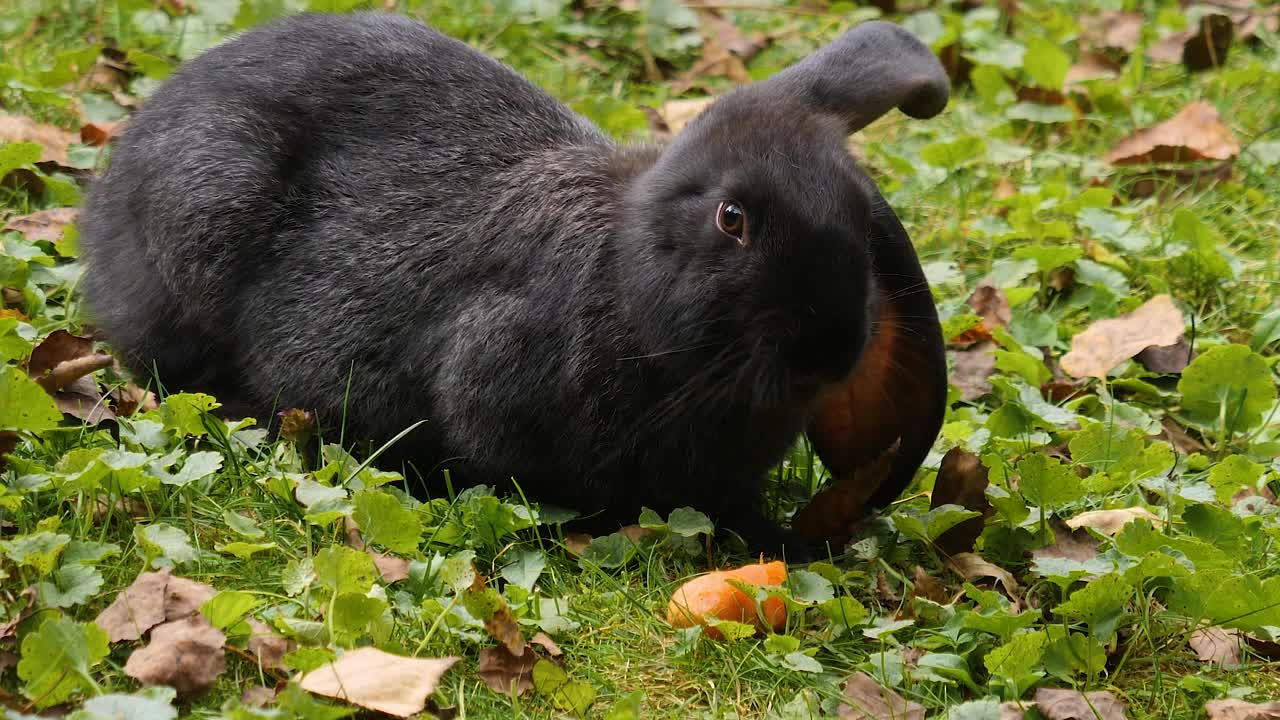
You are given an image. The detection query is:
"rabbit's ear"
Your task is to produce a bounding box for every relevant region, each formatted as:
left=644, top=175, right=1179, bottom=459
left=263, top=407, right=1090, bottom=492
left=751, top=21, right=949, bottom=134
left=794, top=191, right=947, bottom=540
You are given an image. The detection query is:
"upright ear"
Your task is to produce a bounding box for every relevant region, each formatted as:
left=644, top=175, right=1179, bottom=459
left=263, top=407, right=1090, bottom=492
left=799, top=188, right=947, bottom=537
left=748, top=21, right=949, bottom=134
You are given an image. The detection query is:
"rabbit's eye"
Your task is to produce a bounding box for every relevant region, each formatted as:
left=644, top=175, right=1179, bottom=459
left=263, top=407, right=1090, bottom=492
left=716, top=201, right=747, bottom=244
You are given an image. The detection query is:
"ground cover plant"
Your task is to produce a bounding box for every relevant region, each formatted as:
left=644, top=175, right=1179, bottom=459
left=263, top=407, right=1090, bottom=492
left=2, top=0, right=1279, bottom=717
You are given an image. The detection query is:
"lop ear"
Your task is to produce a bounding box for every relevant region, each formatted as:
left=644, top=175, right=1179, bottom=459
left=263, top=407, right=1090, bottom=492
left=750, top=21, right=949, bottom=134
left=798, top=189, right=947, bottom=538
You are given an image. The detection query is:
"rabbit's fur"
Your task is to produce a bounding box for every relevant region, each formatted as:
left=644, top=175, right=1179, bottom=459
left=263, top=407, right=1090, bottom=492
left=81, top=13, right=949, bottom=554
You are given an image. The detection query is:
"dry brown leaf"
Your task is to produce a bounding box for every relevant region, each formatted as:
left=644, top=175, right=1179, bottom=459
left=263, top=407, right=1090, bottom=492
left=968, top=281, right=1012, bottom=329
left=1106, top=102, right=1240, bottom=165
left=1065, top=507, right=1163, bottom=536
left=247, top=618, right=292, bottom=671
left=530, top=631, right=562, bottom=656
left=241, top=686, right=277, bottom=708
left=0, top=587, right=38, bottom=644
left=0, top=113, right=77, bottom=166
left=1148, top=13, right=1234, bottom=70
left=470, top=573, right=526, bottom=657
left=124, top=615, right=227, bottom=695
left=1060, top=294, right=1185, bottom=379
left=1207, top=700, right=1280, bottom=720
left=300, top=647, right=460, bottom=718
left=2, top=207, right=78, bottom=243
left=910, top=566, right=948, bottom=605
left=477, top=645, right=538, bottom=695
left=1083, top=11, right=1144, bottom=53
left=563, top=532, right=592, bottom=557
left=1002, top=702, right=1034, bottom=719
left=931, top=448, right=991, bottom=555
left=1134, top=336, right=1193, bottom=374
left=948, top=552, right=1020, bottom=595
left=1190, top=626, right=1244, bottom=669
left=1031, top=519, right=1101, bottom=564
left=661, top=98, right=713, bottom=135
left=838, top=671, right=926, bottom=720
left=1066, top=53, right=1121, bottom=89
left=80, top=122, right=119, bottom=147
left=1161, top=416, right=1207, bottom=454
left=164, top=574, right=218, bottom=618
left=371, top=551, right=410, bottom=583
left=952, top=341, right=998, bottom=401
left=1034, top=688, right=1129, bottom=720
left=110, top=382, right=158, bottom=416
left=95, top=569, right=172, bottom=642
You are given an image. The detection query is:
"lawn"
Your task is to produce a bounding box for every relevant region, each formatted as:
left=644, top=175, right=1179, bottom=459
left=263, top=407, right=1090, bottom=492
left=2, top=0, right=1280, bottom=718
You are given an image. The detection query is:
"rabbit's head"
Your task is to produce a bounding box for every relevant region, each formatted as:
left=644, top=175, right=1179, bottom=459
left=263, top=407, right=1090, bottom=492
left=617, top=21, right=950, bottom=508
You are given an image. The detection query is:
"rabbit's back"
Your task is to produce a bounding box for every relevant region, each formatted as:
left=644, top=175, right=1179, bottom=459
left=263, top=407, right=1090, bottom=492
left=82, top=12, right=609, bottom=412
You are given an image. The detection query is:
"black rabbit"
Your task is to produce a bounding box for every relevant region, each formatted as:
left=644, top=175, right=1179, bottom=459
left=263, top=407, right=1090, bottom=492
left=80, top=12, right=950, bottom=555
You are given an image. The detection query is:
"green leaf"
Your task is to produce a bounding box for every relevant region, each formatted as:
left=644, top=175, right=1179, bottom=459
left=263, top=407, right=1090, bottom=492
left=0, top=142, right=42, bottom=177
left=706, top=618, right=757, bottom=642
left=1006, top=102, right=1074, bottom=123
left=983, top=630, right=1046, bottom=682
left=313, top=546, right=377, bottom=596
left=788, top=570, right=834, bottom=604
left=1023, top=37, right=1071, bottom=90
left=1251, top=308, right=1280, bottom=351
left=667, top=507, right=713, bottom=537
left=500, top=548, right=546, bottom=590
left=223, top=510, right=266, bottom=538
left=331, top=593, right=388, bottom=635
left=819, top=596, right=869, bottom=631
left=18, top=618, right=109, bottom=709
left=533, top=658, right=596, bottom=715
left=779, top=651, right=823, bottom=673
left=1043, top=630, right=1107, bottom=679
left=70, top=689, right=178, bottom=720
left=61, top=540, right=121, bottom=566
left=604, top=691, right=644, bottom=720
left=0, top=366, right=63, bottom=431
left=1054, top=573, right=1133, bottom=642
left=994, top=349, right=1051, bottom=385
left=921, top=136, right=986, bottom=170
left=283, top=647, right=336, bottom=673
left=158, top=450, right=223, bottom=486
left=1069, top=421, right=1144, bottom=473
left=1016, top=454, right=1084, bottom=512
left=1207, top=455, right=1265, bottom=503
left=352, top=490, right=423, bottom=553
left=201, top=591, right=264, bottom=630
left=580, top=532, right=636, bottom=569
left=157, top=392, right=221, bottom=436
left=135, top=523, right=198, bottom=567
left=892, top=504, right=982, bottom=544
left=438, top=550, right=477, bottom=592
left=2, top=531, right=71, bottom=576
left=1012, top=244, right=1082, bottom=272
left=763, top=633, right=800, bottom=655
left=37, top=564, right=103, bottom=608
left=1178, top=344, right=1276, bottom=436
left=945, top=699, right=1004, bottom=720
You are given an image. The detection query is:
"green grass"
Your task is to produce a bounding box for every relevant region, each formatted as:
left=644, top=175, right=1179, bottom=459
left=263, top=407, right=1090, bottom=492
left=3, top=0, right=1280, bottom=718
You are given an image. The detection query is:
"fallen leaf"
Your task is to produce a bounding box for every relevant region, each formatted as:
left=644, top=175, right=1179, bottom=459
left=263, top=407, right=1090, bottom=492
left=1002, top=702, right=1034, bottom=720
left=910, top=566, right=948, bottom=605
left=110, top=382, right=157, bottom=416
left=470, top=572, right=526, bottom=657
left=1065, top=507, right=1164, bottom=536
left=1126, top=161, right=1234, bottom=199
left=1034, top=688, right=1129, bottom=720
left=1134, top=336, right=1193, bottom=374
left=299, top=647, right=460, bottom=718
left=1031, top=519, right=1101, bottom=564
left=371, top=551, right=410, bottom=583
left=530, top=632, right=562, bottom=657
left=0, top=113, right=77, bottom=166
left=1205, top=700, right=1280, bottom=720
left=1066, top=53, right=1121, bottom=89
left=1190, top=626, right=1244, bottom=669
left=2, top=207, right=78, bottom=243
left=79, top=122, right=119, bottom=147
left=876, top=570, right=900, bottom=605
left=931, top=448, right=991, bottom=555
left=95, top=569, right=172, bottom=642
left=1060, top=295, right=1185, bottom=379
left=968, top=281, right=1012, bottom=329
left=0, top=586, right=38, bottom=643
left=247, top=618, right=292, bottom=671
left=1106, top=102, right=1240, bottom=165
left=948, top=553, right=1020, bottom=596
left=660, top=98, right=713, bottom=135
left=477, top=645, right=538, bottom=695
left=952, top=341, right=998, bottom=401
left=1161, top=416, right=1207, bottom=454
left=94, top=568, right=217, bottom=642
left=1148, top=13, right=1234, bottom=70
left=838, top=671, right=926, bottom=720
left=241, top=686, right=277, bottom=707
left=26, top=330, right=116, bottom=424
left=123, top=615, right=227, bottom=695
left=563, top=532, right=592, bottom=557
left=1082, top=11, right=1144, bottom=53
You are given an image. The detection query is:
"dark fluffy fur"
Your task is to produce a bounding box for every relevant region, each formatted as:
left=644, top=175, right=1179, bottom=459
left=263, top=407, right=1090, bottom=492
left=81, top=13, right=948, bottom=553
